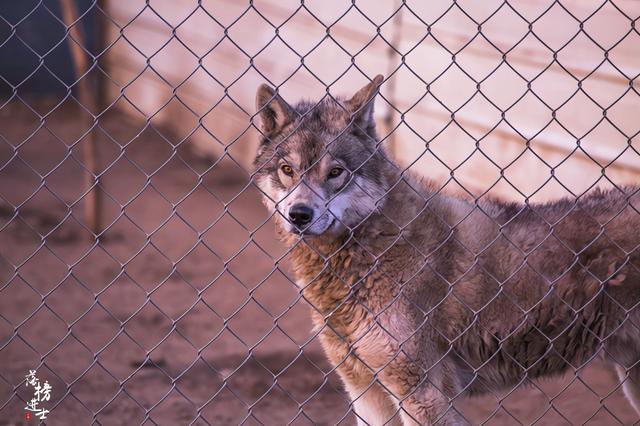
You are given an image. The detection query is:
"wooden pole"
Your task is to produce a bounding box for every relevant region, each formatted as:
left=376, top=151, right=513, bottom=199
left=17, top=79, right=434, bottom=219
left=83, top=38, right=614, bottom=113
left=59, top=0, right=102, bottom=237
left=96, top=0, right=109, bottom=111
left=384, top=2, right=403, bottom=156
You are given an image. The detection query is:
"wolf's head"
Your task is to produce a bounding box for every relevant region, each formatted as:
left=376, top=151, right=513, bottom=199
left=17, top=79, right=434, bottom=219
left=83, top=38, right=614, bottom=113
left=253, top=75, right=395, bottom=237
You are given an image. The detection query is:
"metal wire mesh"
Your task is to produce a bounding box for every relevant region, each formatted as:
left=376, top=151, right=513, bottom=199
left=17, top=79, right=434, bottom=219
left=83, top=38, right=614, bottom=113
left=1, top=0, right=640, bottom=424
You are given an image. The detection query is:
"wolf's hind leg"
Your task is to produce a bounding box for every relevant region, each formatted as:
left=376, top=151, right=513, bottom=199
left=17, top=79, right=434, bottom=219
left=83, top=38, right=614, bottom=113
left=614, top=363, right=640, bottom=416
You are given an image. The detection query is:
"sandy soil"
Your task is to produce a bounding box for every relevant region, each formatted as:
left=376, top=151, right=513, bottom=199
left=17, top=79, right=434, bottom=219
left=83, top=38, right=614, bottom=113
left=0, top=100, right=638, bottom=425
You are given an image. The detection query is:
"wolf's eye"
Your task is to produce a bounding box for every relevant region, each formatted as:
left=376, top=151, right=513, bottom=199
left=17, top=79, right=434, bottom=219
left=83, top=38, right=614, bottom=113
left=281, top=164, right=294, bottom=176
left=328, top=167, right=344, bottom=179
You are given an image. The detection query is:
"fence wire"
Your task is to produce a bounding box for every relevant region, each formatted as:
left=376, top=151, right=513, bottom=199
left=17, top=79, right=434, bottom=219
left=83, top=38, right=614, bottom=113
left=1, top=0, right=640, bottom=424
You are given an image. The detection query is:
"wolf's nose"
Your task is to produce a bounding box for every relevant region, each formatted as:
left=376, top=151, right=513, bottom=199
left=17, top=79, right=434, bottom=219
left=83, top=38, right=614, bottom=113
left=289, top=204, right=313, bottom=227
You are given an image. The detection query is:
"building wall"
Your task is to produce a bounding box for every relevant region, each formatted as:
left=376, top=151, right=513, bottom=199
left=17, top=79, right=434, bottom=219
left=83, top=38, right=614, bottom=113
left=103, top=0, right=640, bottom=201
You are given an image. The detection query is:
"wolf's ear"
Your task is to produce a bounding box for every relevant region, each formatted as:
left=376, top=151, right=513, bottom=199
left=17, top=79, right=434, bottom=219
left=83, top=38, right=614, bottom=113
left=345, top=74, right=383, bottom=129
left=255, top=84, right=295, bottom=136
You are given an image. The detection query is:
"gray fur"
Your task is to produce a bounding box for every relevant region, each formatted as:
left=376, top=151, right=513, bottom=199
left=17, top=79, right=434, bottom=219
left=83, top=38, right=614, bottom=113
left=253, top=77, right=640, bottom=425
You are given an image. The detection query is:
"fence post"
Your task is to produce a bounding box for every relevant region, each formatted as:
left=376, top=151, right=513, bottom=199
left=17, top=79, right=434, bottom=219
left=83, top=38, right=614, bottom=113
left=59, top=0, right=102, bottom=237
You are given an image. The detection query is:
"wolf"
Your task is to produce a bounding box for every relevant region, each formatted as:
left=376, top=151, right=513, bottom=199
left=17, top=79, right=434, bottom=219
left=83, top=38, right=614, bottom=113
left=252, top=75, right=640, bottom=425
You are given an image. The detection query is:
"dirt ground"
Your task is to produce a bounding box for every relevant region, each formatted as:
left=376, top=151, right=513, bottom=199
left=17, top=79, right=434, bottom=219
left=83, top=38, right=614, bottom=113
left=0, top=99, right=638, bottom=425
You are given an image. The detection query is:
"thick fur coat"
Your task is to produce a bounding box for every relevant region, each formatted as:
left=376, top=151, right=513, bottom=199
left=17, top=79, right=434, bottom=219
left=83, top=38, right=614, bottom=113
left=253, top=76, right=640, bottom=425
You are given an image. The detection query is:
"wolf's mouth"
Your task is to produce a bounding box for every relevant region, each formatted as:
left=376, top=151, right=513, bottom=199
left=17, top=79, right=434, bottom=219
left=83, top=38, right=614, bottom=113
left=291, top=217, right=335, bottom=236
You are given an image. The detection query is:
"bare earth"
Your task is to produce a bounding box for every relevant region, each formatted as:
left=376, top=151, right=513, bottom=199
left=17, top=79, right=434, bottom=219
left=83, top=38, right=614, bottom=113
left=0, top=100, right=638, bottom=425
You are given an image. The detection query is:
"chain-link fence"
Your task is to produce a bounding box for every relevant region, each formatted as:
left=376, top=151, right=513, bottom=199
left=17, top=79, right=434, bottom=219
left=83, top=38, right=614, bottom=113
left=1, top=0, right=640, bottom=424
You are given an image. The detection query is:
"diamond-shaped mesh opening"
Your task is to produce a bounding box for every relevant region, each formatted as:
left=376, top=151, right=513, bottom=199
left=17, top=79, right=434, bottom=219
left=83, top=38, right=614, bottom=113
left=1, top=0, right=640, bottom=424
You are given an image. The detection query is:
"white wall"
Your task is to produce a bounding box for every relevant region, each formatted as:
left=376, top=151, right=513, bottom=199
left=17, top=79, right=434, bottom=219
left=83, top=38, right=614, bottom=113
left=103, top=0, right=640, bottom=201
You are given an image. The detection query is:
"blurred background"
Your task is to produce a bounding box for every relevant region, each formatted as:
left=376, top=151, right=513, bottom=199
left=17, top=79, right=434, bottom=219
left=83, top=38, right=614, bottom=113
left=0, top=0, right=639, bottom=424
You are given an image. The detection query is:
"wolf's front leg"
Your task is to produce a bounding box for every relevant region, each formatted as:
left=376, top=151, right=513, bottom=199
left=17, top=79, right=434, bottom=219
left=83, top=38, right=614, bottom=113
left=332, top=352, right=403, bottom=425
left=614, top=363, right=640, bottom=416
left=344, top=378, right=403, bottom=426
left=320, top=330, right=402, bottom=425
left=382, top=360, right=466, bottom=425
left=395, top=390, right=464, bottom=425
